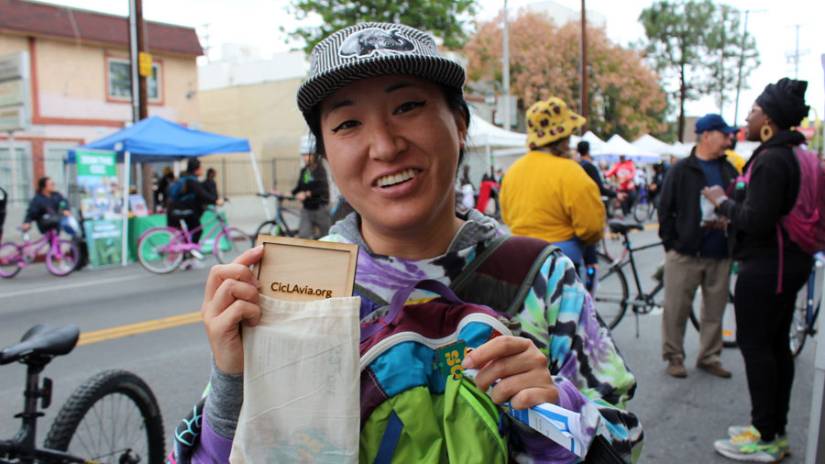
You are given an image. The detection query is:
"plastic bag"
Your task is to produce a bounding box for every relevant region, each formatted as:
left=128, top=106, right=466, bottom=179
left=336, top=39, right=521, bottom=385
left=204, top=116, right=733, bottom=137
left=229, top=294, right=361, bottom=464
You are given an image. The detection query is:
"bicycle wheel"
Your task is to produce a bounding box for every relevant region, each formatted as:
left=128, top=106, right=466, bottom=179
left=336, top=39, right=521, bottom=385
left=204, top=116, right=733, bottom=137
left=46, top=239, right=79, bottom=276
left=0, top=242, right=21, bottom=278
left=138, top=228, right=184, bottom=274
left=255, top=219, right=293, bottom=238
left=789, top=303, right=808, bottom=357
left=632, top=200, right=652, bottom=224
left=592, top=252, right=629, bottom=329
left=215, top=227, right=252, bottom=264
left=44, top=369, right=165, bottom=464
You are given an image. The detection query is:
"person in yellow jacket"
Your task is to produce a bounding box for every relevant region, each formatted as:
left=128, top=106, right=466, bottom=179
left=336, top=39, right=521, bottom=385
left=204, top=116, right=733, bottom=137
left=500, top=97, right=605, bottom=270
left=725, top=132, right=746, bottom=173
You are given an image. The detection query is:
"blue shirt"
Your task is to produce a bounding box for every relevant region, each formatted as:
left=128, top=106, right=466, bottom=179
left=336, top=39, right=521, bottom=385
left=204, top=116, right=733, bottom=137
left=697, top=158, right=728, bottom=258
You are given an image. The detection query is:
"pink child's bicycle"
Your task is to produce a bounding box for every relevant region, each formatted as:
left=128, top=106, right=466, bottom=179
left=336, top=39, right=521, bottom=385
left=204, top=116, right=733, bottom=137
left=136, top=205, right=250, bottom=274
left=0, top=227, right=80, bottom=278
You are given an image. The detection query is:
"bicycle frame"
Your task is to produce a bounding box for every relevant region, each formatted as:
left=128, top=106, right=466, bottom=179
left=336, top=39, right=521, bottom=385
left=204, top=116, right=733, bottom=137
left=0, top=359, right=85, bottom=464
left=171, top=208, right=230, bottom=251
left=10, top=231, right=62, bottom=269
left=606, top=233, right=664, bottom=305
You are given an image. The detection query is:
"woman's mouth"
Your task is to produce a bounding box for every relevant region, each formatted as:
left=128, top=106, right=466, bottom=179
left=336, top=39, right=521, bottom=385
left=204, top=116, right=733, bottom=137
left=375, top=168, right=421, bottom=188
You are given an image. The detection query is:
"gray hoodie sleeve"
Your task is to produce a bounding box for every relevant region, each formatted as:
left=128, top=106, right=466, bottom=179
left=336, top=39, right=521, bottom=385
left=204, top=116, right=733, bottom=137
left=204, top=359, right=244, bottom=439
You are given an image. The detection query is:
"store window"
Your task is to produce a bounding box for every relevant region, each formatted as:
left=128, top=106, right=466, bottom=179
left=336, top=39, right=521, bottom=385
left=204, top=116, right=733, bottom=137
left=107, top=58, right=161, bottom=101
left=0, top=145, right=33, bottom=204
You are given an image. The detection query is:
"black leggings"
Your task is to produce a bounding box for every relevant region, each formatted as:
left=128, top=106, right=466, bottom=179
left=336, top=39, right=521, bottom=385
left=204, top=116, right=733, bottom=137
left=734, top=255, right=810, bottom=441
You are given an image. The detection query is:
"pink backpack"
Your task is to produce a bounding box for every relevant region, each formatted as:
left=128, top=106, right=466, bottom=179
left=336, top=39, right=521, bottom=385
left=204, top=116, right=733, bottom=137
left=741, top=146, right=825, bottom=292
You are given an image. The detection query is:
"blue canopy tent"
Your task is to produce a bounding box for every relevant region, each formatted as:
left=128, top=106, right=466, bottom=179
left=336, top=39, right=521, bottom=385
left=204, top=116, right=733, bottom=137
left=69, top=116, right=268, bottom=266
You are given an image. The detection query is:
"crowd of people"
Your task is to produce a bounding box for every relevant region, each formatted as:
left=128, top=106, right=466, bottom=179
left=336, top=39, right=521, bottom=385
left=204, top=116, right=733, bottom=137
left=5, top=19, right=817, bottom=464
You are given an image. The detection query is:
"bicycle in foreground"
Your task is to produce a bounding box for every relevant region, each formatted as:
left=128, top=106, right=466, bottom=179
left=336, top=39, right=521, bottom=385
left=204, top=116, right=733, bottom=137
left=253, top=192, right=299, bottom=238
left=137, top=203, right=251, bottom=274
left=0, top=228, right=79, bottom=278
left=0, top=324, right=164, bottom=463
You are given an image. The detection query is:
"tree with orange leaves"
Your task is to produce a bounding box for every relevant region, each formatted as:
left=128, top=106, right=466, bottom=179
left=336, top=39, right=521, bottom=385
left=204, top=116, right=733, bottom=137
left=465, top=11, right=669, bottom=140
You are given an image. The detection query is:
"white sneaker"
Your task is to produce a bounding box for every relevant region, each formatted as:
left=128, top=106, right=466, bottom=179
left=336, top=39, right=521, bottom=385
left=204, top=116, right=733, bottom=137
left=190, top=249, right=204, bottom=260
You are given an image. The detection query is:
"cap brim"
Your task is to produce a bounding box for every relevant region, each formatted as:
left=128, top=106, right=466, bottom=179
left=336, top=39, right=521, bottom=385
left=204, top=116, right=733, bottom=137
left=297, top=55, right=465, bottom=115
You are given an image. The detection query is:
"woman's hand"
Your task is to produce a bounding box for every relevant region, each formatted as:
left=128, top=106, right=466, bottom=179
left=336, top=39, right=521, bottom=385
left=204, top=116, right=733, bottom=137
left=202, top=246, right=264, bottom=375
left=702, top=185, right=728, bottom=207
left=462, top=336, right=559, bottom=409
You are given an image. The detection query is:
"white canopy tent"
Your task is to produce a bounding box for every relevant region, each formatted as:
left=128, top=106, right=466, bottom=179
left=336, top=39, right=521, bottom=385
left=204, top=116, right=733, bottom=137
left=633, top=134, right=677, bottom=157
left=464, top=112, right=527, bottom=182
left=594, top=134, right=660, bottom=164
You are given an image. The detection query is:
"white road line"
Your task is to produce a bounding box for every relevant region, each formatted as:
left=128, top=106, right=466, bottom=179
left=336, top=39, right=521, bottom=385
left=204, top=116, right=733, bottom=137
left=0, top=274, right=141, bottom=300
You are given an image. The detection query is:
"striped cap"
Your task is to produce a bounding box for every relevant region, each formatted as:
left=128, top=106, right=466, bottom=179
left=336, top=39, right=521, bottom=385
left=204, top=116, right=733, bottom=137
left=296, top=22, right=465, bottom=116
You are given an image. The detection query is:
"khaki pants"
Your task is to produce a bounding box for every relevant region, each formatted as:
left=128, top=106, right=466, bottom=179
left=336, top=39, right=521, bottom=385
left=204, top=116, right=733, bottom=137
left=662, top=250, right=731, bottom=365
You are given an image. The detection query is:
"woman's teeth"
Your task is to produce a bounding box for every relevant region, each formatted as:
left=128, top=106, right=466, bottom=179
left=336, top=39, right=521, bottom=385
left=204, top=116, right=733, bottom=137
left=377, top=169, right=418, bottom=188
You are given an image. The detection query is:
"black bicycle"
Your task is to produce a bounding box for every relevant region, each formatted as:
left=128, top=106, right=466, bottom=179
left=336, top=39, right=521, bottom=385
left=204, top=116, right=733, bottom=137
left=253, top=193, right=300, bottom=239
left=0, top=324, right=165, bottom=464
left=592, top=220, right=700, bottom=335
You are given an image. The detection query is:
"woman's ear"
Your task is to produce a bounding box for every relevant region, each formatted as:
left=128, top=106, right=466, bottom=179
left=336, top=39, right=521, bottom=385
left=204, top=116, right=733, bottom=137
left=453, top=111, right=468, bottom=149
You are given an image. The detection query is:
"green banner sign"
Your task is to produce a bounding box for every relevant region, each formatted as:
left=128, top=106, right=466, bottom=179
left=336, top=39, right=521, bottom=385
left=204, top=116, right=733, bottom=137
left=83, top=219, right=123, bottom=268
left=76, top=149, right=117, bottom=177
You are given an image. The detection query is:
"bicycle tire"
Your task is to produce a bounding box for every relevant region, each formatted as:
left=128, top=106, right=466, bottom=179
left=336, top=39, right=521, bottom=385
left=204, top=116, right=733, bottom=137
left=43, top=369, right=165, bottom=464
left=137, top=227, right=184, bottom=274
left=593, top=252, right=629, bottom=330
left=0, top=242, right=21, bottom=278
left=632, top=201, right=652, bottom=224
left=789, top=301, right=811, bottom=358
left=215, top=227, right=252, bottom=264
left=254, top=220, right=294, bottom=239
left=46, top=239, right=79, bottom=277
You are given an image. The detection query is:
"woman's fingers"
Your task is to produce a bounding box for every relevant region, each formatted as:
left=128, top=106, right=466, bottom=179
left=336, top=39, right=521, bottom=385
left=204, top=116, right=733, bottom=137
left=472, top=345, right=548, bottom=392
left=203, top=246, right=263, bottom=302
left=508, top=385, right=561, bottom=410
left=463, top=336, right=532, bottom=370
left=205, top=299, right=262, bottom=375
left=202, top=278, right=259, bottom=320
left=489, top=369, right=554, bottom=406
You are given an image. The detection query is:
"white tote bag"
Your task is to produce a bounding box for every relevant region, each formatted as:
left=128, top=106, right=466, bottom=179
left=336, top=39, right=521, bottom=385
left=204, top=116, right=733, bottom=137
left=229, top=294, right=361, bottom=464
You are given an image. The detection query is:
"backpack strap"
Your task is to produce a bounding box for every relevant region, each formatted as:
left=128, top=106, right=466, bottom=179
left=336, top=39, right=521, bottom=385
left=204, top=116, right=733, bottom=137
left=450, top=235, right=558, bottom=317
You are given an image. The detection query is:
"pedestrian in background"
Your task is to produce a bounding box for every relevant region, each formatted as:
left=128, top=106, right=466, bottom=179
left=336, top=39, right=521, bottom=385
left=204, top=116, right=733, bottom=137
left=155, top=166, right=175, bottom=212
left=657, top=113, right=738, bottom=379
left=500, top=97, right=605, bottom=271
left=202, top=168, right=218, bottom=199
left=707, top=78, right=813, bottom=463
left=291, top=151, right=330, bottom=239
left=606, top=155, right=637, bottom=217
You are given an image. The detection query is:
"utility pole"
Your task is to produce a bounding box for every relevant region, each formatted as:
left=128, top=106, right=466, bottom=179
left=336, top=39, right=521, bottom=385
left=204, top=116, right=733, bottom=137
left=502, top=0, right=511, bottom=131
left=733, top=9, right=764, bottom=127
left=786, top=24, right=809, bottom=79
left=580, top=0, right=588, bottom=132
left=130, top=0, right=154, bottom=209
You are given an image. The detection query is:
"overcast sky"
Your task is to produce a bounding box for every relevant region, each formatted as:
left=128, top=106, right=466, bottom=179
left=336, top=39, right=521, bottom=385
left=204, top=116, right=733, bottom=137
left=34, top=0, right=825, bottom=128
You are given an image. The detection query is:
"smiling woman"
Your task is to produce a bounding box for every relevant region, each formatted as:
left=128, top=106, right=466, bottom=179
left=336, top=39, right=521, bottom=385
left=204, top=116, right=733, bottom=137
left=171, top=22, right=644, bottom=464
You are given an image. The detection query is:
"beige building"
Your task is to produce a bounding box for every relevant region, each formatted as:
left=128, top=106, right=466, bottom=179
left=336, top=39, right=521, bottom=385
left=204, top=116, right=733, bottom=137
left=197, top=53, right=311, bottom=196
left=0, top=0, right=202, bottom=206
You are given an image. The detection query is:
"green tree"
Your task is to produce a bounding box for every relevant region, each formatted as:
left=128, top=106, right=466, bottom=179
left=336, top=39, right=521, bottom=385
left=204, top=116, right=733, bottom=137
left=465, top=12, right=668, bottom=140
left=640, top=0, right=759, bottom=141
left=286, top=0, right=477, bottom=54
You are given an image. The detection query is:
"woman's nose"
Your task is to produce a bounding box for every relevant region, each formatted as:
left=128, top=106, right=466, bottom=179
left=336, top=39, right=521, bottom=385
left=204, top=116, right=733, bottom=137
left=368, top=121, right=406, bottom=162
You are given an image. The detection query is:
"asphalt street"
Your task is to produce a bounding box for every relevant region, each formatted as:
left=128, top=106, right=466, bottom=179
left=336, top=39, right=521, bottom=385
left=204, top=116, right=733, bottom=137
left=0, top=228, right=818, bottom=462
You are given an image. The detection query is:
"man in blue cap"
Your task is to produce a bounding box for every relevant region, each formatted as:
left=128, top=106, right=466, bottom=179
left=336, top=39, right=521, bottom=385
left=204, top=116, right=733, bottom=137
left=657, top=113, right=739, bottom=378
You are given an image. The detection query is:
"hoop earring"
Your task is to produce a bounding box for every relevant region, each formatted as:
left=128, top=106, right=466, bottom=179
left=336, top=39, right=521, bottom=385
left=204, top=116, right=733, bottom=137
left=760, top=125, right=774, bottom=142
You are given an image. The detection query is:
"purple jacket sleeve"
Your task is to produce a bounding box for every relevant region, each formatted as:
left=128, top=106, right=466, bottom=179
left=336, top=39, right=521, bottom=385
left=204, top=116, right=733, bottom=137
left=191, top=413, right=233, bottom=463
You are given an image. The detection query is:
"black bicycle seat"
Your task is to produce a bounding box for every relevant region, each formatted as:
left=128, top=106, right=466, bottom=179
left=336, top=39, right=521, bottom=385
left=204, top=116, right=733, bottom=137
left=608, top=220, right=645, bottom=235
left=0, top=324, right=80, bottom=365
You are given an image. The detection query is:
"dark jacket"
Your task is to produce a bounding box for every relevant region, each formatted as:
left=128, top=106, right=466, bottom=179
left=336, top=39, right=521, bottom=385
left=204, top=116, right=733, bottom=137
left=718, top=130, right=809, bottom=269
left=292, top=163, right=330, bottom=210
left=580, top=158, right=616, bottom=198
left=202, top=178, right=218, bottom=199
left=24, top=191, right=70, bottom=233
left=170, top=175, right=218, bottom=217
left=658, top=149, right=738, bottom=256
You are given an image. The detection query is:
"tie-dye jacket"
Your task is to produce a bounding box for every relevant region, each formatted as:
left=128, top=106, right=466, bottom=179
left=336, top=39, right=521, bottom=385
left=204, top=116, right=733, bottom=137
left=171, top=211, right=643, bottom=463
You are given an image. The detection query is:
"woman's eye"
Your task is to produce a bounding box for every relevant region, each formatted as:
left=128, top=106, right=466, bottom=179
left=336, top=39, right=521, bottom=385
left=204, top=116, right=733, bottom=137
left=394, top=100, right=425, bottom=115
left=331, top=120, right=360, bottom=133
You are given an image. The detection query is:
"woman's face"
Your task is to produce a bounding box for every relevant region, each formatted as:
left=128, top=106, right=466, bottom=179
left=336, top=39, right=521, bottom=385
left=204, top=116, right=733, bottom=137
left=319, top=75, right=467, bottom=234
left=745, top=103, right=768, bottom=142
